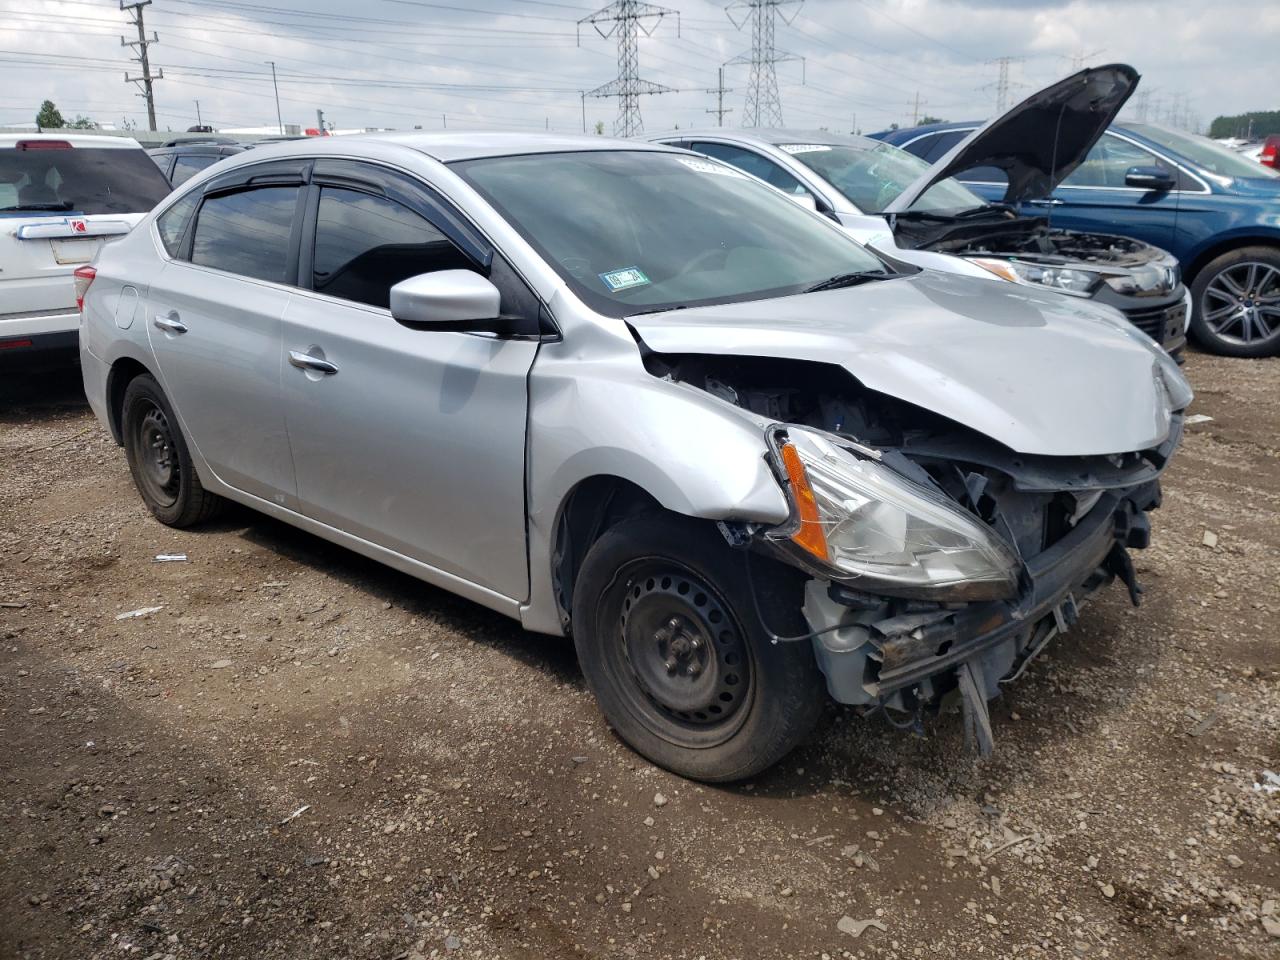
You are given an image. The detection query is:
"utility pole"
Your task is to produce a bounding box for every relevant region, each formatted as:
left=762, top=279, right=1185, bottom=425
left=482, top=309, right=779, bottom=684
left=580, top=91, right=587, bottom=133
left=983, top=56, right=1024, bottom=113
left=705, top=67, right=734, bottom=126
left=724, top=0, right=804, bottom=128
left=194, top=99, right=201, bottom=127
left=850, top=113, right=857, bottom=135
left=910, top=91, right=926, bottom=125
left=315, top=108, right=325, bottom=134
left=578, top=1, right=679, bottom=138
left=121, top=1, right=162, bottom=132
left=264, top=60, right=283, bottom=134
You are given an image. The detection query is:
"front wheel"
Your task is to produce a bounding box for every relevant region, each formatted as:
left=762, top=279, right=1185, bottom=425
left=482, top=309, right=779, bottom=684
left=1189, top=246, right=1280, bottom=357
left=571, top=512, right=826, bottom=782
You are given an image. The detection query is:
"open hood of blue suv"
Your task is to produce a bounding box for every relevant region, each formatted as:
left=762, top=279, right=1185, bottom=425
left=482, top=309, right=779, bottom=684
left=884, top=64, right=1139, bottom=212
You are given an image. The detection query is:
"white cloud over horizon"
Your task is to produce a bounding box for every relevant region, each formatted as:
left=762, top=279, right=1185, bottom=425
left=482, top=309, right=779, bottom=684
left=1, top=0, right=1275, bottom=138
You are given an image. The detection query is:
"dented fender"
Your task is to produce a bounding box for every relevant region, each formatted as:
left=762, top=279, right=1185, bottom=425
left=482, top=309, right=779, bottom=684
left=519, top=290, right=790, bottom=636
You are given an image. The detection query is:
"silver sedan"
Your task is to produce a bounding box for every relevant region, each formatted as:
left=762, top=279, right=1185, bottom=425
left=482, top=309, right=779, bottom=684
left=78, top=133, right=1191, bottom=781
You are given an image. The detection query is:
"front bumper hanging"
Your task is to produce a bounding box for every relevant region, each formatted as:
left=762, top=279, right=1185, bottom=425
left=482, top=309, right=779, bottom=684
left=800, top=487, right=1158, bottom=751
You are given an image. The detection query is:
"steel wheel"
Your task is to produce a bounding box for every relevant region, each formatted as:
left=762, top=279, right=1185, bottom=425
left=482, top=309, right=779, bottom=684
left=1200, top=260, right=1280, bottom=346
left=131, top=399, right=181, bottom=510
left=613, top=559, right=754, bottom=749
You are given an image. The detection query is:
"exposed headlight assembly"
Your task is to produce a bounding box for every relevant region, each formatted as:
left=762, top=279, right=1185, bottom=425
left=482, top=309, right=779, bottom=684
left=766, top=426, right=1020, bottom=601
left=1103, top=262, right=1179, bottom=296
left=968, top=257, right=1098, bottom=297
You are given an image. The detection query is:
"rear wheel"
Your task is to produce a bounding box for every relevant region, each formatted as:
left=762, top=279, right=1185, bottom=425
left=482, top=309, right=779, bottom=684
left=1189, top=246, right=1280, bottom=357
left=571, top=512, right=826, bottom=782
left=121, top=374, right=222, bottom=527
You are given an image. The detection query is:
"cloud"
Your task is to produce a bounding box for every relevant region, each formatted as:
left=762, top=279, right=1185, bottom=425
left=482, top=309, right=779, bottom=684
left=0, top=0, right=1269, bottom=138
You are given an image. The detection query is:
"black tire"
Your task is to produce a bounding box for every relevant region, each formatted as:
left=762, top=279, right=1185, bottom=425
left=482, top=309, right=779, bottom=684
left=121, top=373, right=222, bottom=527
left=1189, top=245, right=1280, bottom=358
left=571, top=512, right=826, bottom=783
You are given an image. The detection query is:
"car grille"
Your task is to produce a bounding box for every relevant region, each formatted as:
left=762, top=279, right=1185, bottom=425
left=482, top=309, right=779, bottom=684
left=1124, top=300, right=1186, bottom=346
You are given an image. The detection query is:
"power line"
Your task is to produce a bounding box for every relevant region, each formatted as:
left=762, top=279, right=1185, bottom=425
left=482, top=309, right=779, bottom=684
left=578, top=1, right=679, bottom=137
left=724, top=0, right=804, bottom=128
left=120, top=0, right=161, bottom=131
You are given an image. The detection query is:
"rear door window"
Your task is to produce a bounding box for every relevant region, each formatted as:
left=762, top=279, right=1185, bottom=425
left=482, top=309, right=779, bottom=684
left=190, top=186, right=299, bottom=284
left=0, top=144, right=172, bottom=215
left=171, top=154, right=219, bottom=186
left=311, top=187, right=473, bottom=308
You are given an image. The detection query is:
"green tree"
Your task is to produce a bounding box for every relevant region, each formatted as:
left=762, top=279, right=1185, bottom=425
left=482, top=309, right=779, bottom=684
left=68, top=115, right=96, bottom=130
left=1208, top=110, right=1280, bottom=139
left=35, top=99, right=64, bottom=130
left=919, top=115, right=946, bottom=125
left=593, top=120, right=605, bottom=135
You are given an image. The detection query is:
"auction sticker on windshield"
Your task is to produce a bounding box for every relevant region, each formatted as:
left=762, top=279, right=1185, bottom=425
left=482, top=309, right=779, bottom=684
left=599, top=267, right=651, bottom=292
left=677, top=157, right=747, bottom=178
left=780, top=144, right=833, bottom=155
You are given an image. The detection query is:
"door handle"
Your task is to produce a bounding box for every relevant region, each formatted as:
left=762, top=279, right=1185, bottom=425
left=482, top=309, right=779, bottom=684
left=153, top=314, right=187, bottom=334
left=1027, top=198, right=1064, bottom=206
left=288, top=350, right=339, bottom=375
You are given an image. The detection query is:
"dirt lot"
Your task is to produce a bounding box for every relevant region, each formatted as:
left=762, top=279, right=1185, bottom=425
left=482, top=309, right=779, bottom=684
left=1, top=352, right=1277, bottom=960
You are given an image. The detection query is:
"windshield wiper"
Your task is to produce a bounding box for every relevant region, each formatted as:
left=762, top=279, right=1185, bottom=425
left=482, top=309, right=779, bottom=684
left=954, top=202, right=1014, bottom=220
left=802, top=270, right=892, bottom=293
left=4, top=201, right=74, bottom=212
left=893, top=203, right=1012, bottom=223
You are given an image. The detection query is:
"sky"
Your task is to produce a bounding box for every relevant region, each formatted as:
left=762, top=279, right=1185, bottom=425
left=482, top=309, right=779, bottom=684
left=1, top=0, right=1276, bottom=138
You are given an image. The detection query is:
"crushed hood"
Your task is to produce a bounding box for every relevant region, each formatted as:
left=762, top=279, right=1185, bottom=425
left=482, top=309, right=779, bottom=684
left=627, top=270, right=1191, bottom=458
left=884, top=64, right=1140, bottom=212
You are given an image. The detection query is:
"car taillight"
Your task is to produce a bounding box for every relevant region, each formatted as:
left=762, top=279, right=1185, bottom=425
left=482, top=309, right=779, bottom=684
left=73, top=265, right=97, bottom=311
left=17, top=139, right=73, bottom=151
left=1261, top=139, right=1279, bottom=169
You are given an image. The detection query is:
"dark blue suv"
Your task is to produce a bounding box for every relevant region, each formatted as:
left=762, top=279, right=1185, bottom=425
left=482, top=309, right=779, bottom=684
left=876, top=120, right=1280, bottom=357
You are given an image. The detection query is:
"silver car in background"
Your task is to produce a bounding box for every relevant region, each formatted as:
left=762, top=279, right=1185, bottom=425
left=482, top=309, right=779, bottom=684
left=79, top=134, right=1191, bottom=781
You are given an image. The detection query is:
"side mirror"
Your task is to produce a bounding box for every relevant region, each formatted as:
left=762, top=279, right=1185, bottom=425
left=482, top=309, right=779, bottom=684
left=389, top=270, right=501, bottom=327
left=1124, top=165, right=1175, bottom=191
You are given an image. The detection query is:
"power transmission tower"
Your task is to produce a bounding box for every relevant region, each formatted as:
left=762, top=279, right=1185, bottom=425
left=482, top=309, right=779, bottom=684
left=982, top=56, right=1024, bottom=113
left=1063, top=48, right=1105, bottom=70
left=578, top=1, right=679, bottom=138
left=706, top=67, right=734, bottom=126
left=1133, top=89, right=1153, bottom=122
left=724, top=1, right=804, bottom=128
left=121, top=0, right=162, bottom=132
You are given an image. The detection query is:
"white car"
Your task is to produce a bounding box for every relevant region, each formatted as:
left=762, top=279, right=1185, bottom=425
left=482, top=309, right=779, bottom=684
left=0, top=134, right=172, bottom=366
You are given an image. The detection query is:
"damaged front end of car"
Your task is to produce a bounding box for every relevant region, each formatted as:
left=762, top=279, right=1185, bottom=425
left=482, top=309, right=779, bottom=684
left=649, top=352, right=1186, bottom=753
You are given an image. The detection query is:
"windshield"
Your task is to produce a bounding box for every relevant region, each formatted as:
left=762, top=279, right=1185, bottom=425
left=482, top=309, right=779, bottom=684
left=454, top=150, right=889, bottom=317
left=1125, top=124, right=1280, bottom=180
left=778, top=141, right=987, bottom=214
left=0, top=146, right=173, bottom=215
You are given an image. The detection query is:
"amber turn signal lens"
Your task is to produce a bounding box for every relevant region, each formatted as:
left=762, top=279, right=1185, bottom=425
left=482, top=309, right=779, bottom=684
left=779, top=441, right=829, bottom=561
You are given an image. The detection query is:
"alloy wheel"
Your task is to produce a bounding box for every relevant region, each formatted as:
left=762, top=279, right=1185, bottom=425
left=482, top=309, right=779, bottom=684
left=1200, top=260, right=1280, bottom=345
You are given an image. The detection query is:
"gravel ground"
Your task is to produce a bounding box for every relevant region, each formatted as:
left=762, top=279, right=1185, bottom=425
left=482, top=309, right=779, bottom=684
left=1, top=352, right=1277, bottom=960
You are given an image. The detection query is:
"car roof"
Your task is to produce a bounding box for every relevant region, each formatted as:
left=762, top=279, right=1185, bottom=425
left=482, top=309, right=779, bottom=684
left=0, top=133, right=146, bottom=150
left=148, top=143, right=244, bottom=155
left=646, top=127, right=885, bottom=150
left=234, top=131, right=683, bottom=163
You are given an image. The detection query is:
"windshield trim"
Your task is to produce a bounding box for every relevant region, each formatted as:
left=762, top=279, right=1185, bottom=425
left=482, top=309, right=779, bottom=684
left=450, top=149, right=892, bottom=320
